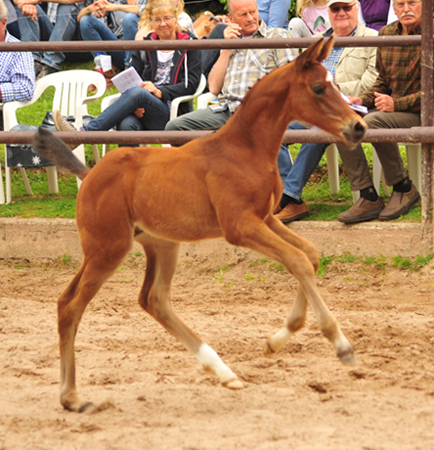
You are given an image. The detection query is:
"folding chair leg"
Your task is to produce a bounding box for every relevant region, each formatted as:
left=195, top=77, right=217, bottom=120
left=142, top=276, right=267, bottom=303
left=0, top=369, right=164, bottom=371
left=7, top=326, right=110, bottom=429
left=372, top=150, right=391, bottom=198
left=352, top=190, right=360, bottom=203
left=92, top=144, right=101, bottom=163
left=46, top=166, right=59, bottom=194
left=19, top=167, right=33, bottom=196
left=326, top=144, right=340, bottom=195
left=0, top=162, right=5, bottom=204
left=405, top=144, right=421, bottom=193
left=102, top=143, right=110, bottom=157
left=72, top=144, right=86, bottom=189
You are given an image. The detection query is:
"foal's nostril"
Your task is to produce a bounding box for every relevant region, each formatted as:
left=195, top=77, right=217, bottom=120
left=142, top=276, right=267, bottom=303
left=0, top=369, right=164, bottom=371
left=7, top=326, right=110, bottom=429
left=354, top=121, right=366, bottom=138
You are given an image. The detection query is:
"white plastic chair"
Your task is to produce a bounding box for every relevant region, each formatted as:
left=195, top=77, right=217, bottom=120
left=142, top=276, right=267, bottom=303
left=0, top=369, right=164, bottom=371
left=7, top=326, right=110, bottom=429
left=100, top=74, right=207, bottom=155
left=1, top=70, right=106, bottom=204
left=0, top=154, right=5, bottom=204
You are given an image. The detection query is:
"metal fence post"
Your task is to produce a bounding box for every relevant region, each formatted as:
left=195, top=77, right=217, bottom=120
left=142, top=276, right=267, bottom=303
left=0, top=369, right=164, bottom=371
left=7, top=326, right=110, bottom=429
left=421, top=0, right=434, bottom=248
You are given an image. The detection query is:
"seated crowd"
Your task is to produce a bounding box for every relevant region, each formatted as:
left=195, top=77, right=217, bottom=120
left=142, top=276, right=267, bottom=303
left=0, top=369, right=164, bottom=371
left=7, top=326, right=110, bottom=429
left=2, top=0, right=423, bottom=224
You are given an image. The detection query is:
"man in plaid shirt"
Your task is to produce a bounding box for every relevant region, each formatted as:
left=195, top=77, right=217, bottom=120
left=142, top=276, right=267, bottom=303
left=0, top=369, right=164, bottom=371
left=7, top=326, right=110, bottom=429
left=165, top=0, right=297, bottom=131
left=337, top=0, right=424, bottom=224
left=0, top=0, right=34, bottom=129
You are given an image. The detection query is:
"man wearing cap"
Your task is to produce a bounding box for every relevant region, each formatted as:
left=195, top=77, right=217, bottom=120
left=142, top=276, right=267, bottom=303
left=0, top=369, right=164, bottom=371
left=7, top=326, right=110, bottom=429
left=336, top=0, right=423, bottom=223
left=275, top=0, right=378, bottom=223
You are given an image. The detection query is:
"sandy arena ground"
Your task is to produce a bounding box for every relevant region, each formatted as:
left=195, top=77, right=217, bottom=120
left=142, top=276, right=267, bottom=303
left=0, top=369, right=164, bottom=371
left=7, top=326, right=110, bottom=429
left=1, top=238, right=434, bottom=450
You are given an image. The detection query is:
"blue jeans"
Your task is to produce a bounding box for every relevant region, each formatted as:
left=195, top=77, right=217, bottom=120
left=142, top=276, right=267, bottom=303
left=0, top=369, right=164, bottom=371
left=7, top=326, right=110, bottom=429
left=79, top=15, right=125, bottom=70
left=83, top=87, right=170, bottom=144
left=122, top=13, right=140, bottom=68
left=16, top=4, right=80, bottom=70
left=278, top=122, right=328, bottom=201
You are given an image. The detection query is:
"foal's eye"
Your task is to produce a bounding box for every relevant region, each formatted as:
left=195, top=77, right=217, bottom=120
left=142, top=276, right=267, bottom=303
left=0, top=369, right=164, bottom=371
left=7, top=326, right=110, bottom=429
left=312, top=85, right=325, bottom=95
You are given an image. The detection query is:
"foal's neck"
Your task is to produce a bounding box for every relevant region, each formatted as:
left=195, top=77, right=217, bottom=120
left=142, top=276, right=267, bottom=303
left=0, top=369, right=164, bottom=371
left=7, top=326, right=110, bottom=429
left=224, top=67, right=295, bottom=161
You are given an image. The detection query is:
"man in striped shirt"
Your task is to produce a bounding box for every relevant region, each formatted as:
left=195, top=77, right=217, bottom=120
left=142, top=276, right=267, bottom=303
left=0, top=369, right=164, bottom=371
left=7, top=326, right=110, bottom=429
left=0, top=0, right=34, bottom=129
left=165, top=0, right=297, bottom=131
left=337, top=0, right=423, bottom=224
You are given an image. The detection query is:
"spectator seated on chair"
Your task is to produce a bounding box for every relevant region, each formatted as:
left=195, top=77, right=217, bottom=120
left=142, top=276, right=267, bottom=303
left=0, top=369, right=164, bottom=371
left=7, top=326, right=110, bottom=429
left=288, top=0, right=330, bottom=38
left=134, top=0, right=196, bottom=40
left=4, top=0, right=20, bottom=38
left=52, top=0, right=202, bottom=148
left=257, top=0, right=292, bottom=28
left=165, top=0, right=297, bottom=171
left=275, top=0, right=378, bottom=223
left=78, top=0, right=148, bottom=72
left=14, top=0, right=86, bottom=80
left=358, top=0, right=397, bottom=32
left=335, top=0, right=423, bottom=224
left=0, top=0, right=34, bottom=130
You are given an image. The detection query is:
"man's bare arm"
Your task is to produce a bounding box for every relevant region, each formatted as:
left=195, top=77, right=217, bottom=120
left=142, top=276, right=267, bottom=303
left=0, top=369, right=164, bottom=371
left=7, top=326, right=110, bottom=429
left=208, top=50, right=231, bottom=95
left=208, top=23, right=242, bottom=95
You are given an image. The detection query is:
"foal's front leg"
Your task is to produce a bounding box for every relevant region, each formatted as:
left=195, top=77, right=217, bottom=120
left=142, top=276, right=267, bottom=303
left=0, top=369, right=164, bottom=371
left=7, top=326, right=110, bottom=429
left=263, top=285, right=307, bottom=355
left=266, top=214, right=320, bottom=271
left=224, top=217, right=356, bottom=365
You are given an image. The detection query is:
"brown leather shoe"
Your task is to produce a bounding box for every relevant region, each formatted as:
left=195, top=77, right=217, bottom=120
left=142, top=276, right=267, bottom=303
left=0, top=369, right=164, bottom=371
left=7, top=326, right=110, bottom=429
left=379, top=183, right=420, bottom=221
left=52, top=110, right=78, bottom=151
left=338, top=197, right=385, bottom=224
left=275, top=201, right=309, bottom=223
left=273, top=204, right=282, bottom=215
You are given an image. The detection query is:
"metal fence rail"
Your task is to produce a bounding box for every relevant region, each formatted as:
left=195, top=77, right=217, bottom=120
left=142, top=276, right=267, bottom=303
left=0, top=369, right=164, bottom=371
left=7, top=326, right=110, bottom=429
left=1, top=128, right=434, bottom=146
left=0, top=35, right=423, bottom=52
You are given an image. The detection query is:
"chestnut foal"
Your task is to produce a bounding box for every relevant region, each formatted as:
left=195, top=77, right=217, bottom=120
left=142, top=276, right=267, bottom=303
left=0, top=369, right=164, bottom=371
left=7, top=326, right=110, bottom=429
left=33, top=38, right=366, bottom=412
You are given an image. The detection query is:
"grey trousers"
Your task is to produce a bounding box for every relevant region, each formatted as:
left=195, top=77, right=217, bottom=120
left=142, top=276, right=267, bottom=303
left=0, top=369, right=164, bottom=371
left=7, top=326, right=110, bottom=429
left=337, top=110, right=421, bottom=191
left=165, top=107, right=231, bottom=131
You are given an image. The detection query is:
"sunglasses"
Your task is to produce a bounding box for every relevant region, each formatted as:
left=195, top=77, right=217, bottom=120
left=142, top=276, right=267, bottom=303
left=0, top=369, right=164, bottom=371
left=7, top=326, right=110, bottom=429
left=329, top=2, right=357, bottom=13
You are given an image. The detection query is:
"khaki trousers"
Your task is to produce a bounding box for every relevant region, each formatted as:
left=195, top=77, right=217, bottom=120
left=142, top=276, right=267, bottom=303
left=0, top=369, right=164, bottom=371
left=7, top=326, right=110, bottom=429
left=337, top=110, right=421, bottom=191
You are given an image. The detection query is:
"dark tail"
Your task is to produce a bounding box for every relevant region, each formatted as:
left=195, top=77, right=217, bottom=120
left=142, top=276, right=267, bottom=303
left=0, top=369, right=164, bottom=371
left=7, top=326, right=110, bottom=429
left=32, top=127, right=90, bottom=181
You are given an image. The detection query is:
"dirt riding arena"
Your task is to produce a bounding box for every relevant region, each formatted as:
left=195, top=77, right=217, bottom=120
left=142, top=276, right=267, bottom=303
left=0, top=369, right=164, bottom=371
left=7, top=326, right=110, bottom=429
left=1, top=220, right=434, bottom=450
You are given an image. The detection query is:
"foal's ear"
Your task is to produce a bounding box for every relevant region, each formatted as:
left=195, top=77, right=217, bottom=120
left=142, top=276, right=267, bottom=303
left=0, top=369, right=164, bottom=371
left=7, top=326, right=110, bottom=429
left=295, top=37, right=334, bottom=69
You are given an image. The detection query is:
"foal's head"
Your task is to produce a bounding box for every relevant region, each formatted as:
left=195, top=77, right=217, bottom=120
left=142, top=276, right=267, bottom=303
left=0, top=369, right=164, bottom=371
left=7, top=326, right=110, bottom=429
left=288, top=38, right=366, bottom=145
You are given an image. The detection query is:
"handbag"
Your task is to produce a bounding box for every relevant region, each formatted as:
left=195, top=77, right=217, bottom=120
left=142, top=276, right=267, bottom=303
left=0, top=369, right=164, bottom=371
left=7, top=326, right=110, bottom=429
left=6, top=112, right=94, bottom=168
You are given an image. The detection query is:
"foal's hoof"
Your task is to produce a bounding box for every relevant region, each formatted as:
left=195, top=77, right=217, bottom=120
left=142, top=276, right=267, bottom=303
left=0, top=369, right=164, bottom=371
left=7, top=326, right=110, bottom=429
left=62, top=399, right=94, bottom=413
left=78, top=401, right=95, bottom=413
left=338, top=349, right=357, bottom=366
left=263, top=340, right=275, bottom=357
left=222, top=378, right=244, bottom=390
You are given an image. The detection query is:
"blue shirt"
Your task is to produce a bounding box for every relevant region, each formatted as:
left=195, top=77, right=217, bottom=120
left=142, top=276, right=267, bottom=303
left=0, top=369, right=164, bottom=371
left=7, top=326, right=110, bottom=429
left=257, top=0, right=292, bottom=29
left=321, top=26, right=357, bottom=79
left=0, top=32, right=35, bottom=103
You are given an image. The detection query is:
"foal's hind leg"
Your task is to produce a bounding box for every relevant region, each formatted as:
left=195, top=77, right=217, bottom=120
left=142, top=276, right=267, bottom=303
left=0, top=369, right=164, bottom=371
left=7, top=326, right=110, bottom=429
left=137, top=234, right=243, bottom=389
left=58, top=247, right=130, bottom=412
